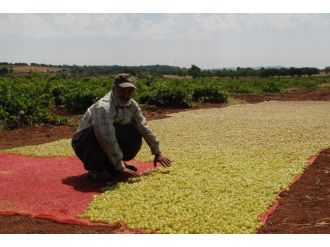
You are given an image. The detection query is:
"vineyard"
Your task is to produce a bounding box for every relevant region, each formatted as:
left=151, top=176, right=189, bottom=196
left=1, top=73, right=329, bottom=129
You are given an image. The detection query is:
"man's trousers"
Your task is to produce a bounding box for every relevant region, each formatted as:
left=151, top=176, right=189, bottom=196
left=71, top=124, right=142, bottom=174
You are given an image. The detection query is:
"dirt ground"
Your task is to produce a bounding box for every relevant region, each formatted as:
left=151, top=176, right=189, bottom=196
left=258, top=148, right=330, bottom=234
left=11, top=65, right=61, bottom=74
left=233, top=87, right=330, bottom=103
left=0, top=87, right=330, bottom=234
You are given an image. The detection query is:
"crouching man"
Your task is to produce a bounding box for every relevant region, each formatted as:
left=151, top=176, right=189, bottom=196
left=71, top=73, right=171, bottom=180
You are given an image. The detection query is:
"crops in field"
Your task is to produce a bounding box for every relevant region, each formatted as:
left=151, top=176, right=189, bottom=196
left=1, top=74, right=330, bottom=129
left=6, top=101, right=330, bottom=233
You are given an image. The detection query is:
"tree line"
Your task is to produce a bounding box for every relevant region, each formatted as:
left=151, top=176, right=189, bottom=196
left=1, top=62, right=330, bottom=78
left=54, top=64, right=327, bottom=78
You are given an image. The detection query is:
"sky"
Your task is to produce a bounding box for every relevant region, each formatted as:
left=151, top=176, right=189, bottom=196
left=1, top=13, right=330, bottom=69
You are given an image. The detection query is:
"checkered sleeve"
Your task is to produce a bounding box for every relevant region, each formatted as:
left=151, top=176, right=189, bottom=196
left=92, top=106, right=125, bottom=171
left=132, top=101, right=160, bottom=155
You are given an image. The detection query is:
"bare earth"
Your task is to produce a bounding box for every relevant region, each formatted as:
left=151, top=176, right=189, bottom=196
left=0, top=87, right=330, bottom=234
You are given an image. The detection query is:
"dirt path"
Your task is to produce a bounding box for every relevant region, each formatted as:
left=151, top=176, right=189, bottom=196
left=0, top=87, right=330, bottom=233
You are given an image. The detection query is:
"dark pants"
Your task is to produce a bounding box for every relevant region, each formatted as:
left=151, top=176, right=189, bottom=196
left=71, top=124, right=142, bottom=174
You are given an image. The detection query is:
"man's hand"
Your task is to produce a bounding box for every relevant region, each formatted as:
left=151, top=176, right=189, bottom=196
left=154, top=153, right=172, bottom=168
left=120, top=167, right=139, bottom=177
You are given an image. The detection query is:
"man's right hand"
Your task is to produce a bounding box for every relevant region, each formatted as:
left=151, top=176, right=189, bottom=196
left=120, top=167, right=140, bottom=177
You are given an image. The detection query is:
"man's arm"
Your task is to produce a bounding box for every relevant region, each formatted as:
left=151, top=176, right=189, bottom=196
left=132, top=102, right=160, bottom=155
left=132, top=102, right=172, bottom=168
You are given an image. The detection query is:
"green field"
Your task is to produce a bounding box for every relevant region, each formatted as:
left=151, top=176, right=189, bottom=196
left=1, top=73, right=330, bottom=129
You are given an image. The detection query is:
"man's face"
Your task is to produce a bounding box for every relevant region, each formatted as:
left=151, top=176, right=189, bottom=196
left=115, top=86, right=135, bottom=105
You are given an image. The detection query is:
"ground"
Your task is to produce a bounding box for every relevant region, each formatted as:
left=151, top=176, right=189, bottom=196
left=10, top=65, right=61, bottom=74
left=0, top=87, right=329, bottom=234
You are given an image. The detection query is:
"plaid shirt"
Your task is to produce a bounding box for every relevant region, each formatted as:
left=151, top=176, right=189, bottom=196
left=74, top=91, right=160, bottom=170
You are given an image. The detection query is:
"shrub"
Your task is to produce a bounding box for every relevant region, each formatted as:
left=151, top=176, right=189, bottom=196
left=225, top=81, right=255, bottom=94
left=300, top=81, right=317, bottom=89
left=0, top=78, right=68, bottom=130
left=136, top=92, right=155, bottom=105
left=62, top=86, right=108, bottom=114
left=262, top=81, right=281, bottom=93
left=192, top=86, right=228, bottom=103
left=236, top=86, right=255, bottom=93
left=50, top=84, right=69, bottom=106
left=140, top=86, right=192, bottom=108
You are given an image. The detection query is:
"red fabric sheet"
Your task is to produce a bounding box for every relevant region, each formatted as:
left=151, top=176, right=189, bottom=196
left=1, top=150, right=320, bottom=232
left=0, top=152, right=154, bottom=226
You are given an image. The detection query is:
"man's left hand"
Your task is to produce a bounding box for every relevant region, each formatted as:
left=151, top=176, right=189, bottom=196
left=154, top=153, right=172, bottom=168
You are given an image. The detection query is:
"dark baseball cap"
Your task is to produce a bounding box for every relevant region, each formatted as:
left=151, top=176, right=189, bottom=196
left=114, top=73, right=136, bottom=89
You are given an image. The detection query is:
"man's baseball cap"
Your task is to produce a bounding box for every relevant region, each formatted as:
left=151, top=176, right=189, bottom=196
left=114, top=73, right=136, bottom=89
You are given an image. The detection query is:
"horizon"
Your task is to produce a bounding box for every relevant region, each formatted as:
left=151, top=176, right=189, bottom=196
left=1, top=62, right=326, bottom=70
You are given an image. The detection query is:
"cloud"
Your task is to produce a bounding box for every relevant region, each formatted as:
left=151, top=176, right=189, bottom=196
left=191, top=14, right=330, bottom=35
left=240, top=14, right=330, bottom=31
left=0, top=14, right=135, bottom=38
left=0, top=14, right=330, bottom=40
left=193, top=14, right=241, bottom=33
left=0, top=14, right=236, bottom=40
left=0, top=14, right=58, bottom=38
left=137, top=15, right=176, bottom=38
left=51, top=14, right=136, bottom=37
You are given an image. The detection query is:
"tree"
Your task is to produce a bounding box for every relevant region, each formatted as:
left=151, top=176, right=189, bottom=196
left=188, top=64, right=201, bottom=79
left=325, top=66, right=330, bottom=74
left=0, top=67, right=9, bottom=75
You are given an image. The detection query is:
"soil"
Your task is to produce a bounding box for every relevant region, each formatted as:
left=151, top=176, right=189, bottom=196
left=0, top=103, right=227, bottom=150
left=0, top=87, right=330, bottom=234
left=258, top=148, right=330, bottom=234
left=233, top=87, right=330, bottom=103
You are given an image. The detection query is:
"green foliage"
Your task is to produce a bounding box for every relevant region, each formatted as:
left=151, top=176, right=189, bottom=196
left=262, top=81, right=281, bottom=93
left=0, top=67, right=9, bottom=75
left=61, top=85, right=108, bottom=113
left=1, top=73, right=330, bottom=129
left=141, top=85, right=192, bottom=108
left=192, top=86, right=228, bottom=103
left=188, top=64, right=202, bottom=79
left=299, top=80, right=317, bottom=89
left=325, top=66, right=330, bottom=73
left=0, top=76, right=68, bottom=129
left=224, top=81, right=256, bottom=94
left=49, top=77, right=112, bottom=113
left=50, top=84, right=68, bottom=105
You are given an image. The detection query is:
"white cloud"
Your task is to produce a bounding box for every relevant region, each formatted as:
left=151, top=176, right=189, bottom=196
left=137, top=15, right=176, bottom=38
left=193, top=14, right=241, bottom=33
left=240, top=14, right=330, bottom=31
left=0, top=14, right=136, bottom=38
left=191, top=14, right=330, bottom=35
left=0, top=14, right=59, bottom=38
left=1, top=14, right=330, bottom=40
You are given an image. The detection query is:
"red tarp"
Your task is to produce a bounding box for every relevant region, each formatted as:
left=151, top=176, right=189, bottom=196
left=0, top=152, right=154, bottom=226
left=0, top=150, right=320, bottom=232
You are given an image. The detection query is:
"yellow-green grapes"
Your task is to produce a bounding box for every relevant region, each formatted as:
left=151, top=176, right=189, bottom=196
left=5, top=101, right=330, bottom=233
left=5, top=138, right=75, bottom=157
